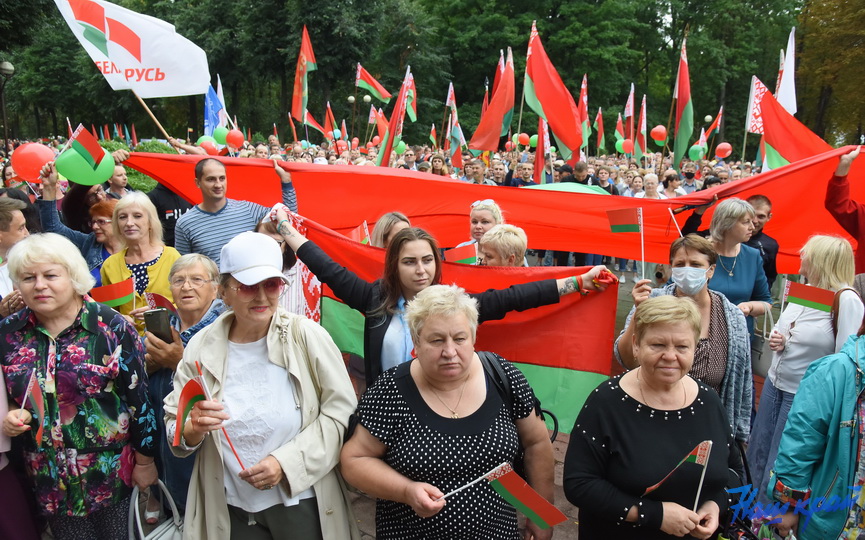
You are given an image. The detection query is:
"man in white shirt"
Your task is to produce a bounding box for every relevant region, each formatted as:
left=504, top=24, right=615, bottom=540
left=0, top=198, right=28, bottom=316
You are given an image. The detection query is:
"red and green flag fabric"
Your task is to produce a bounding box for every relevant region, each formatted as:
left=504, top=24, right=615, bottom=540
left=635, top=94, right=647, bottom=162
left=291, top=25, right=317, bottom=123
left=91, top=123, right=99, bottom=141
left=523, top=21, right=582, bottom=159
left=340, top=119, right=348, bottom=141
left=594, top=108, right=605, bottom=151
left=324, top=102, right=337, bottom=138
left=469, top=46, right=515, bottom=152
left=784, top=280, right=834, bottom=312
left=144, top=292, right=177, bottom=316
left=355, top=63, right=391, bottom=104
left=534, top=117, right=549, bottom=184
left=707, top=106, right=723, bottom=135
left=103, top=124, right=110, bottom=140
left=377, top=66, right=413, bottom=167
left=447, top=112, right=466, bottom=170
left=347, top=221, right=370, bottom=244
left=492, top=50, right=504, bottom=95
left=614, top=113, right=625, bottom=141
left=486, top=463, right=567, bottom=529
left=607, top=208, right=642, bottom=233
left=374, top=108, right=389, bottom=142
left=303, top=110, right=326, bottom=136
left=643, top=441, right=712, bottom=496
left=445, top=82, right=456, bottom=110
left=172, top=376, right=207, bottom=446
left=758, top=78, right=831, bottom=170
left=578, top=74, right=590, bottom=149
left=22, top=370, right=46, bottom=447
left=444, top=243, right=477, bottom=265
left=481, top=83, right=489, bottom=117
left=69, top=123, right=107, bottom=169
left=624, top=83, right=635, bottom=141
left=367, top=104, right=376, bottom=125
left=406, top=73, right=418, bottom=123
left=131, top=123, right=138, bottom=147
left=89, top=277, right=133, bottom=307
left=429, top=124, right=437, bottom=148
left=673, top=38, right=694, bottom=170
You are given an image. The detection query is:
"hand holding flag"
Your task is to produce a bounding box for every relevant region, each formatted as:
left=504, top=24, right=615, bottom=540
left=19, top=370, right=46, bottom=446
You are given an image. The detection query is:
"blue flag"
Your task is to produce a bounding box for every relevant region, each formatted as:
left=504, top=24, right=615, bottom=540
left=204, top=85, right=223, bottom=137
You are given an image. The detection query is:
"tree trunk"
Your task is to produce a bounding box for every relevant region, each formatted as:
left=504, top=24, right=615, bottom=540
left=48, top=108, right=58, bottom=137
left=33, top=105, right=42, bottom=138
left=812, top=85, right=832, bottom=140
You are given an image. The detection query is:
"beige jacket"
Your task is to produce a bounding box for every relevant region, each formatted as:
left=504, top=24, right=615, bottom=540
left=164, top=308, right=360, bottom=540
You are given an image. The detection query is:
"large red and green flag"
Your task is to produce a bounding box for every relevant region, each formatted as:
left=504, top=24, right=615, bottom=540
left=444, top=243, right=477, bottom=265
left=784, top=280, right=834, bottom=312
left=406, top=72, right=418, bottom=123
left=69, top=123, right=107, bottom=169
left=355, top=63, right=391, bottom=104
left=21, top=370, right=46, bottom=447
left=578, top=74, right=590, bottom=149
left=429, top=124, right=437, bottom=148
left=594, top=107, right=605, bottom=151
left=614, top=113, right=625, bottom=141
left=486, top=463, right=567, bottom=529
left=707, top=106, right=723, bottom=135
left=89, top=277, right=134, bottom=307
left=376, top=66, right=413, bottom=167
left=635, top=94, right=647, bottom=162
left=55, top=0, right=210, bottom=98
left=644, top=441, right=712, bottom=496
left=172, top=376, right=207, bottom=446
left=469, top=47, right=515, bottom=152
left=291, top=25, right=317, bottom=123
left=523, top=21, right=582, bottom=159
left=324, top=102, right=337, bottom=138
left=607, top=208, right=642, bottom=233
left=758, top=77, right=830, bottom=170
left=624, top=83, right=635, bottom=141
left=673, top=38, right=694, bottom=170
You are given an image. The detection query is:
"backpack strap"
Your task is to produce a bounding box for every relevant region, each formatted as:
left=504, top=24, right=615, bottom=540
left=832, top=287, right=862, bottom=339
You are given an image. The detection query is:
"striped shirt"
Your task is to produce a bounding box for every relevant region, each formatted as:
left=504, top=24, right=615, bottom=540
left=174, top=183, right=297, bottom=264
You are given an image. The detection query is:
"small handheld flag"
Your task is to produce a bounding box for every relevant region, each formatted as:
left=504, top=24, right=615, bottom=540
left=606, top=208, right=642, bottom=233
left=20, top=370, right=46, bottom=447
left=90, top=278, right=134, bottom=307
left=643, top=440, right=712, bottom=497
left=444, top=243, right=477, bottom=265
left=144, top=292, right=177, bottom=316
left=784, top=280, right=834, bottom=313
left=173, top=377, right=207, bottom=447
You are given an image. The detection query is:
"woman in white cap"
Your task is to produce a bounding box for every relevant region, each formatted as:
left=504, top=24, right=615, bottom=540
left=163, top=232, right=360, bottom=540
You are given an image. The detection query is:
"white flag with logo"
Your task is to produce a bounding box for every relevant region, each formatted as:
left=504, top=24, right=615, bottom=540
left=54, top=0, right=210, bottom=98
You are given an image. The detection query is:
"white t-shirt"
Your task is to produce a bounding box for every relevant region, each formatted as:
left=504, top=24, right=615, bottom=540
left=0, top=265, right=13, bottom=298
left=221, top=337, right=315, bottom=512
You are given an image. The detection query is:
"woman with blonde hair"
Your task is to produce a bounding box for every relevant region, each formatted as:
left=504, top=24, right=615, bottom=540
left=101, top=192, right=181, bottom=333
left=453, top=200, right=504, bottom=261
left=371, top=212, right=411, bottom=249
left=747, top=234, right=864, bottom=505
left=478, top=224, right=527, bottom=267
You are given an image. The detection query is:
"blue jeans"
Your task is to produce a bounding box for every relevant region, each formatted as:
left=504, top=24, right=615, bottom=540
left=746, top=377, right=795, bottom=505
left=586, top=254, right=603, bottom=265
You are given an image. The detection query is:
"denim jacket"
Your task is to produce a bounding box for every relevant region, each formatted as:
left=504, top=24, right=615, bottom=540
left=37, top=199, right=106, bottom=272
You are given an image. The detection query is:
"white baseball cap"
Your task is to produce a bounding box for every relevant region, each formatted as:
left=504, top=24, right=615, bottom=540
left=219, top=232, right=286, bottom=285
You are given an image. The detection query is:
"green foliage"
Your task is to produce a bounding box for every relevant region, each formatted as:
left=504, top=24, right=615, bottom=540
left=97, top=139, right=175, bottom=192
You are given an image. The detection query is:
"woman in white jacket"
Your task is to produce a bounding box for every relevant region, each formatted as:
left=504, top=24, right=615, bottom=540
left=163, top=232, right=359, bottom=540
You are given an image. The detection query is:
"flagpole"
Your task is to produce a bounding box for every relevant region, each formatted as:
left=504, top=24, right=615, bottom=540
left=668, top=207, right=683, bottom=237
left=132, top=90, right=172, bottom=141
left=639, top=208, right=646, bottom=280
left=350, top=86, right=358, bottom=140
left=439, top=105, right=448, bottom=149
left=438, top=463, right=506, bottom=501
left=692, top=442, right=713, bottom=512
left=740, top=131, right=749, bottom=164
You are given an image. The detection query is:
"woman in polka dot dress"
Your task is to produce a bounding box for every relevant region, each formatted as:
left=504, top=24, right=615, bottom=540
left=340, top=285, right=555, bottom=540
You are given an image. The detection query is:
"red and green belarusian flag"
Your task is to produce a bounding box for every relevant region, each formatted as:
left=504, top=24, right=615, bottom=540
left=347, top=221, right=370, bottom=244
left=757, top=77, right=831, bottom=170
left=290, top=25, right=317, bottom=123
left=643, top=440, right=712, bottom=496
left=444, top=243, right=477, bottom=265
left=486, top=463, right=567, bottom=529
left=367, top=104, right=376, bottom=125
left=375, top=108, right=388, bottom=142
left=144, top=292, right=177, bottom=316
left=635, top=94, right=647, bottom=162
left=376, top=66, right=412, bottom=167
left=355, top=63, right=391, bottom=104
left=172, top=376, right=207, bottom=446
left=303, top=110, right=326, bottom=136
left=594, top=107, right=605, bottom=151
left=606, top=208, right=642, bottom=233
left=406, top=72, right=418, bottom=123
left=523, top=21, right=582, bottom=159
left=21, top=370, right=46, bottom=447
left=624, top=83, right=634, bottom=141
left=534, top=116, right=549, bottom=183
left=90, top=277, right=134, bottom=307
left=673, top=38, right=694, bottom=170
left=324, top=101, right=337, bottom=138
left=614, top=113, right=625, bottom=141
left=69, top=123, right=107, bottom=169
left=785, top=280, right=834, bottom=312
left=707, top=106, right=723, bottom=135
left=578, top=74, right=590, bottom=150
left=429, top=124, right=437, bottom=148
left=469, top=47, right=515, bottom=152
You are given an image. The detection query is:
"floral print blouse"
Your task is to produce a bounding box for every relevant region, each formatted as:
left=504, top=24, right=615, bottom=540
left=0, top=300, right=156, bottom=517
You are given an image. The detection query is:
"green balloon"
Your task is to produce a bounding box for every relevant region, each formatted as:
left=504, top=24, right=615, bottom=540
left=512, top=134, right=519, bottom=144
left=55, top=147, right=115, bottom=186
left=395, top=141, right=407, bottom=154
left=688, top=144, right=705, bottom=161
left=654, top=138, right=665, bottom=147
left=529, top=135, right=538, bottom=148
left=213, top=127, right=229, bottom=145
left=197, top=135, right=217, bottom=145
left=615, top=139, right=625, bottom=153
left=548, top=146, right=556, bottom=153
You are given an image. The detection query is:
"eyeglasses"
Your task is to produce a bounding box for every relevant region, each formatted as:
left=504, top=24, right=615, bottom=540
left=85, top=186, right=105, bottom=205
left=471, top=199, right=495, bottom=208
left=87, top=218, right=112, bottom=228
left=225, top=277, right=285, bottom=301
left=170, top=276, right=213, bottom=289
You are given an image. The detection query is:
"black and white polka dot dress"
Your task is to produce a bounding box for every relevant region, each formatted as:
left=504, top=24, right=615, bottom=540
left=127, top=250, right=162, bottom=294
left=357, top=354, right=536, bottom=539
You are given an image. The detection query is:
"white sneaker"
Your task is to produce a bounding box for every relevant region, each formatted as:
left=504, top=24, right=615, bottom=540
left=632, top=275, right=640, bottom=283
left=619, top=274, right=626, bottom=283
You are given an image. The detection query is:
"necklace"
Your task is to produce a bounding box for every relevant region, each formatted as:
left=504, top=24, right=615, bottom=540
left=636, top=368, right=686, bottom=409
left=425, top=372, right=471, bottom=418
left=717, top=253, right=738, bottom=277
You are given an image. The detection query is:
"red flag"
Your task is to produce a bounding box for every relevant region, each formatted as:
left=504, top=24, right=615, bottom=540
left=406, top=73, right=418, bottom=123
left=173, top=377, right=207, bottom=446
left=469, top=47, right=515, bottom=153
left=289, top=116, right=298, bottom=143
left=66, top=118, right=74, bottom=139
left=291, top=25, right=317, bottom=123
left=131, top=123, right=138, bottom=147
left=486, top=463, right=567, bottom=529
left=91, top=123, right=99, bottom=141
left=615, top=113, right=625, bottom=141
left=624, top=83, right=635, bottom=141
left=273, top=123, right=278, bottom=138
left=707, top=106, right=723, bottom=135
left=68, top=123, right=106, bottom=169
left=594, top=108, right=605, bottom=150
left=144, top=292, right=177, bottom=316
left=443, top=243, right=477, bottom=264
left=492, top=49, right=505, bottom=96
left=429, top=124, right=437, bottom=148
left=89, top=278, right=134, bottom=307
left=303, top=111, right=326, bottom=136
left=21, top=371, right=45, bottom=446
left=375, top=108, right=388, bottom=141
left=635, top=94, right=647, bottom=161
left=103, top=124, right=110, bottom=140
left=644, top=441, right=713, bottom=496
left=673, top=38, right=694, bottom=169
left=445, top=82, right=456, bottom=109
left=523, top=22, right=582, bottom=156
left=759, top=79, right=830, bottom=166
left=324, top=102, right=337, bottom=138
left=355, top=63, right=392, bottom=104
left=341, top=119, right=348, bottom=141
left=367, top=105, right=376, bottom=125
left=377, top=66, right=412, bottom=167
left=533, top=117, right=547, bottom=184
left=481, top=85, right=489, bottom=117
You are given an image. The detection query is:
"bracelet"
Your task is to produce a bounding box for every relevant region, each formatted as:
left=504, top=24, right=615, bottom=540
left=277, top=219, right=289, bottom=234
left=575, top=276, right=589, bottom=296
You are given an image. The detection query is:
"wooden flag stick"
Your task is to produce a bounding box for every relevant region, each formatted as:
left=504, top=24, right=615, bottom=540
left=439, top=105, right=448, bottom=150
left=132, top=90, right=171, bottom=141
left=438, top=463, right=506, bottom=501
left=194, top=361, right=245, bottom=470
left=692, top=441, right=713, bottom=512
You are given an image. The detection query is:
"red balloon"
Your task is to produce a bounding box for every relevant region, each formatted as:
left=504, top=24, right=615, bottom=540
left=518, top=133, right=530, bottom=145
left=351, top=140, right=359, bottom=150
left=225, top=129, right=245, bottom=148
left=715, top=142, right=733, bottom=158
left=372, top=136, right=381, bottom=146
left=11, top=143, right=56, bottom=182
left=336, top=140, right=348, bottom=151
left=366, top=142, right=373, bottom=149
left=504, top=141, right=514, bottom=151
left=200, top=141, right=218, bottom=155
left=622, top=139, right=634, bottom=154
left=650, top=125, right=667, bottom=141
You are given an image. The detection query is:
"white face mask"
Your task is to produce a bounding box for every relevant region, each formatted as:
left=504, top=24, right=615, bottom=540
left=671, top=266, right=708, bottom=296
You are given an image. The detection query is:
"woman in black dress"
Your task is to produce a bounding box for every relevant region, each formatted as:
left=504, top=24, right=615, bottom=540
left=340, top=284, right=554, bottom=539
left=564, top=295, right=740, bottom=539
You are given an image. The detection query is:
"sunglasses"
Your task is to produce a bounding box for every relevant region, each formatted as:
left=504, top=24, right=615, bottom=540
left=471, top=199, right=495, bottom=208
left=225, top=277, right=285, bottom=301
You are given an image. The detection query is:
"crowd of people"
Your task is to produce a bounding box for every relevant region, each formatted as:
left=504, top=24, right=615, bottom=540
left=0, top=134, right=863, bottom=540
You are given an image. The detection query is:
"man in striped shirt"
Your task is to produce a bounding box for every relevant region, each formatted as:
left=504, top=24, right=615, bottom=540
left=174, top=158, right=297, bottom=264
